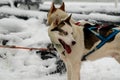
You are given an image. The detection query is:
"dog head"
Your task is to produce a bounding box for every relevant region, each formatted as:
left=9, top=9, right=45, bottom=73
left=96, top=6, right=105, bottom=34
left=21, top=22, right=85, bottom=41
left=48, top=14, right=76, bottom=54
left=47, top=2, right=68, bottom=25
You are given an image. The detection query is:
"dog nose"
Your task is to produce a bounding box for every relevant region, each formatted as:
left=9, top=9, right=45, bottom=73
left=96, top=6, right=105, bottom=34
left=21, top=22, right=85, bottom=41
left=72, top=41, right=76, bottom=45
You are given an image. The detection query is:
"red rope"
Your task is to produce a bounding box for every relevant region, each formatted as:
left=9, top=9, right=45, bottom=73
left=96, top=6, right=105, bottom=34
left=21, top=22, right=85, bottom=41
left=0, top=45, right=48, bottom=51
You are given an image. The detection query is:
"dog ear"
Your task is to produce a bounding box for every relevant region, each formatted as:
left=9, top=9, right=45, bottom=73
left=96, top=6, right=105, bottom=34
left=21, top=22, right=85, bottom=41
left=59, top=2, right=65, bottom=11
left=49, top=2, right=56, bottom=13
left=64, top=14, right=72, bottom=26
left=52, top=16, right=60, bottom=27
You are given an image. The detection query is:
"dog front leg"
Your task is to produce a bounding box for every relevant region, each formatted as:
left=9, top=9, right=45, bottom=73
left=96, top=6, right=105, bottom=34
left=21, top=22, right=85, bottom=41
left=70, top=61, right=81, bottom=80
left=60, top=55, right=72, bottom=80
left=65, top=61, right=72, bottom=80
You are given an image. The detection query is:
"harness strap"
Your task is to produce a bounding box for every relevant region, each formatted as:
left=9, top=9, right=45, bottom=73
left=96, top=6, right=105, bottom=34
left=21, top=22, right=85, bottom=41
left=82, top=27, right=120, bottom=61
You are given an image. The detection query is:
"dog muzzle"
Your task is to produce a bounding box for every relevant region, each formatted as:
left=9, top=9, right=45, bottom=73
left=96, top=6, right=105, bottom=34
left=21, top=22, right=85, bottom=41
left=58, top=39, right=72, bottom=54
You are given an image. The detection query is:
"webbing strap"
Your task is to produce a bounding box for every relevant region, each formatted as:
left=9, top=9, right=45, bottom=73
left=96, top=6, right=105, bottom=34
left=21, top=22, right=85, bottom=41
left=82, top=27, right=120, bottom=61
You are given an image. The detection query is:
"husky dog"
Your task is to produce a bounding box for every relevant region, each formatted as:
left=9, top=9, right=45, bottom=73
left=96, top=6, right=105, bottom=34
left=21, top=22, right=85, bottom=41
left=48, top=15, right=84, bottom=80
left=48, top=14, right=120, bottom=80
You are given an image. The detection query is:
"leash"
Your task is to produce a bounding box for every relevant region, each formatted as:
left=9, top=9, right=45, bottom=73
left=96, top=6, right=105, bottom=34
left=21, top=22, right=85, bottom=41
left=82, top=27, right=120, bottom=61
left=0, top=45, right=49, bottom=51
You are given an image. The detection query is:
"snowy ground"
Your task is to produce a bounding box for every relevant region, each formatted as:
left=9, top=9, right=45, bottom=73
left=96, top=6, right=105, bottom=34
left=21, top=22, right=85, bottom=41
left=0, top=1, right=120, bottom=80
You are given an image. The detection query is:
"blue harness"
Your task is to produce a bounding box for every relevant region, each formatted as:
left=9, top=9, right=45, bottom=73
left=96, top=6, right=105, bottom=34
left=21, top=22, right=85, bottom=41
left=82, top=27, right=120, bottom=61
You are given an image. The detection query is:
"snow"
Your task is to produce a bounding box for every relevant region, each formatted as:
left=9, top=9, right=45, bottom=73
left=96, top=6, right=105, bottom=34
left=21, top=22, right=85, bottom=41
left=0, top=0, right=10, bottom=4
left=0, top=1, right=120, bottom=80
left=43, top=2, right=120, bottom=13
left=0, top=7, right=47, bottom=20
left=41, top=2, right=120, bottom=23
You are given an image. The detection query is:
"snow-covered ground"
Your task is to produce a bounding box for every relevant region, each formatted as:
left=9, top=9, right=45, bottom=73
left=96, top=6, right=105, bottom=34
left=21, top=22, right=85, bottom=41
left=0, top=1, right=120, bottom=80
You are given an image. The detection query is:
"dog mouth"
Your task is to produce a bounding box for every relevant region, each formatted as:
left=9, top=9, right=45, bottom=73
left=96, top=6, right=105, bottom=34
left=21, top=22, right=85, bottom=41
left=58, top=39, right=71, bottom=54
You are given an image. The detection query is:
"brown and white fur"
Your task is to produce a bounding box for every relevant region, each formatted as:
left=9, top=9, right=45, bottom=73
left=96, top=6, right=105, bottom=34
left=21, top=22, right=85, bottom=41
left=48, top=14, right=120, bottom=80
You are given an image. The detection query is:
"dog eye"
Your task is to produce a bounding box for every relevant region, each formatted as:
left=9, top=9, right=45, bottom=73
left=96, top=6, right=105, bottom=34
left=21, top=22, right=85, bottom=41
left=64, top=32, right=68, bottom=35
left=59, top=31, right=68, bottom=36
left=59, top=32, right=64, bottom=36
left=71, top=32, right=73, bottom=35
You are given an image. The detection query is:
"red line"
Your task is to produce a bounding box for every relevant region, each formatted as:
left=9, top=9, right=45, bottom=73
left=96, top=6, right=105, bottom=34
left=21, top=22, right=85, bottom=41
left=0, top=45, right=48, bottom=51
